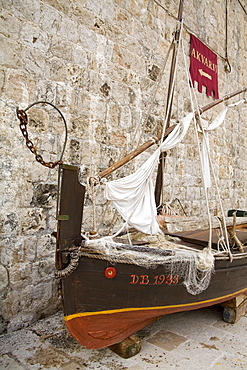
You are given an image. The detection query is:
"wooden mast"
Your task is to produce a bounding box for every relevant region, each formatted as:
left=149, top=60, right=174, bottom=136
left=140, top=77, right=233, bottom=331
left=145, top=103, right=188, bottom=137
left=154, top=0, right=184, bottom=208
left=55, top=87, right=246, bottom=267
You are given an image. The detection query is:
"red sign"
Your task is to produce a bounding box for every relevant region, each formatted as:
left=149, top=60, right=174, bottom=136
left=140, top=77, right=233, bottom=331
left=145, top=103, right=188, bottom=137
left=190, top=34, right=219, bottom=99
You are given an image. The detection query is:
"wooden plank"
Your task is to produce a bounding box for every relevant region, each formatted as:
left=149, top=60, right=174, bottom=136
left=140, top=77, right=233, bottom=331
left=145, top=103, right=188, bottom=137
left=56, top=165, right=85, bottom=268
left=223, top=298, right=247, bottom=323
left=222, top=294, right=247, bottom=308
left=57, top=164, right=85, bottom=247
left=109, top=335, right=142, bottom=358
left=166, top=227, right=247, bottom=248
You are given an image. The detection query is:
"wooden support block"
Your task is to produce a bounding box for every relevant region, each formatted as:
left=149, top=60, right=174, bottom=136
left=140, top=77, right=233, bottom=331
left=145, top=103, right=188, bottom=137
left=109, top=335, right=142, bottom=358
left=222, top=294, right=247, bottom=308
left=223, top=298, right=247, bottom=324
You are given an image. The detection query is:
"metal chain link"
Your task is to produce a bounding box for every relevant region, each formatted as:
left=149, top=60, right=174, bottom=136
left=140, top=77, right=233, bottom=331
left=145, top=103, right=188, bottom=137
left=16, top=108, right=63, bottom=169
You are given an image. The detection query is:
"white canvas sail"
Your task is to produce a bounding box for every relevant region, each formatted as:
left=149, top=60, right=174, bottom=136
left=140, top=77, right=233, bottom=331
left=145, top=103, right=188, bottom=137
left=105, top=112, right=194, bottom=234
left=201, top=99, right=245, bottom=188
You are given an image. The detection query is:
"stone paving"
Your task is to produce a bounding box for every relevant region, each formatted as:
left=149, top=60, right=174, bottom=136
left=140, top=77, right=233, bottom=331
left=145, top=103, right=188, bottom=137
left=0, top=305, right=246, bottom=370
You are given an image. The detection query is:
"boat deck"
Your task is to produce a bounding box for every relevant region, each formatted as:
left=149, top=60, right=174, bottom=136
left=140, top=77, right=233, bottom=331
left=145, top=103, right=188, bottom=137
left=163, top=222, right=247, bottom=252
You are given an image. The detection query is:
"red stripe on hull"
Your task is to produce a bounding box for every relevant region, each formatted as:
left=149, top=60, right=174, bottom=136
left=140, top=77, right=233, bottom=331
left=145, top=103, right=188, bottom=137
left=65, top=288, right=247, bottom=349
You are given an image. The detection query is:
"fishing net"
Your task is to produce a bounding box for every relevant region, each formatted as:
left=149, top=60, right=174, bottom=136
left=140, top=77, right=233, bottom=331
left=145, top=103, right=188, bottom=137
left=79, top=232, right=214, bottom=295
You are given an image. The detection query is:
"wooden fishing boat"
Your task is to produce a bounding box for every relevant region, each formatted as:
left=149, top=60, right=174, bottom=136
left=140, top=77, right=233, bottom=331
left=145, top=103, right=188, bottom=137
left=16, top=0, right=247, bottom=353
left=55, top=163, right=247, bottom=350
left=17, top=91, right=247, bottom=351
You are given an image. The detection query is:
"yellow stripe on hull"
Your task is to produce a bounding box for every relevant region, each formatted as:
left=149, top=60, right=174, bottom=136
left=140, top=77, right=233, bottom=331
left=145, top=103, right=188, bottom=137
left=64, top=287, right=247, bottom=322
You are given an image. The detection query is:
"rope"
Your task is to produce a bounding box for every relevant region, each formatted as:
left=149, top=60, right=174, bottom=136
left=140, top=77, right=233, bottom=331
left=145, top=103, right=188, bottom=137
left=160, top=20, right=184, bottom=143
left=215, top=217, right=228, bottom=253
left=55, top=251, right=80, bottom=278
left=180, top=38, right=229, bottom=253
left=161, top=147, right=178, bottom=212
left=86, top=177, right=99, bottom=232
left=132, top=37, right=175, bottom=150
left=88, top=35, right=176, bottom=234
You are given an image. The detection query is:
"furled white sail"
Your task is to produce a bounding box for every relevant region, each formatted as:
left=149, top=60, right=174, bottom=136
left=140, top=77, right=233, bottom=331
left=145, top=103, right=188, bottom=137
left=105, top=112, right=194, bottom=234
left=201, top=99, right=245, bottom=188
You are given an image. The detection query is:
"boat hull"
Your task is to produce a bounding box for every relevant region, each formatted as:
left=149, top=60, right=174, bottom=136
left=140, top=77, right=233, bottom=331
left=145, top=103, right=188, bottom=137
left=62, top=255, right=247, bottom=349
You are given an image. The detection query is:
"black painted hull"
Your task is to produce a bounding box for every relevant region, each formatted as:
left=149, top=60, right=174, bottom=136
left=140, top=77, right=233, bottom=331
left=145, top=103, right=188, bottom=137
left=62, top=254, right=247, bottom=349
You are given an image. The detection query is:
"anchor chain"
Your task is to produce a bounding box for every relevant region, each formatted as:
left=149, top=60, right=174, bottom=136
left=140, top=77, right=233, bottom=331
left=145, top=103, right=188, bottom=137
left=16, top=109, right=63, bottom=168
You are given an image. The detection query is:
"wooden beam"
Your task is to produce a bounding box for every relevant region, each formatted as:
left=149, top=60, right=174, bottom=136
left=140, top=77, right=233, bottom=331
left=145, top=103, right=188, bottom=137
left=198, top=87, right=247, bottom=115
left=222, top=294, right=247, bottom=323
left=95, top=87, right=246, bottom=182
left=109, top=335, right=142, bottom=358
left=97, top=125, right=176, bottom=180
left=155, top=86, right=247, bottom=208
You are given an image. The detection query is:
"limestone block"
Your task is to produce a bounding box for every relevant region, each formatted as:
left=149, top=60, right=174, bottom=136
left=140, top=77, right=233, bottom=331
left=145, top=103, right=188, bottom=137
left=40, top=4, right=61, bottom=34
left=81, top=141, right=101, bottom=166
left=48, top=37, right=72, bottom=62
left=54, top=85, right=68, bottom=111
left=0, top=354, right=25, bottom=369
left=117, top=47, right=146, bottom=77
left=23, top=47, right=46, bottom=78
left=110, top=130, right=126, bottom=147
left=0, top=68, right=5, bottom=93
left=32, top=258, right=55, bottom=281
left=72, top=45, right=88, bottom=66
left=0, top=263, right=9, bottom=292
left=127, top=1, right=146, bottom=21
left=95, top=123, right=110, bottom=145
left=115, top=7, right=132, bottom=35
left=0, top=10, right=21, bottom=39
left=20, top=23, right=49, bottom=52
left=43, top=0, right=70, bottom=14
left=60, top=17, right=79, bottom=43
left=90, top=96, right=107, bottom=125
left=13, top=0, right=41, bottom=23
left=70, top=2, right=95, bottom=26
left=47, top=57, right=66, bottom=82
left=69, top=112, right=89, bottom=138
left=78, top=24, right=98, bottom=53
left=23, top=236, right=38, bottom=262
left=0, top=35, right=22, bottom=69
left=24, top=107, right=50, bottom=133
left=96, top=34, right=114, bottom=65
left=7, top=311, right=37, bottom=332
left=36, top=234, right=56, bottom=259
left=106, top=101, right=121, bottom=127
left=8, top=261, right=32, bottom=286
left=30, top=183, right=57, bottom=208
left=85, top=0, right=101, bottom=15
left=20, top=208, right=47, bottom=234
left=66, top=64, right=83, bottom=87
left=47, top=212, right=57, bottom=232
left=2, top=212, right=19, bottom=236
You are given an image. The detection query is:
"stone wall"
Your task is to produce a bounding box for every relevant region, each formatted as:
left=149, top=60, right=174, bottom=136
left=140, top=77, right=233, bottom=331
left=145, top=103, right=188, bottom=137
left=0, top=0, right=246, bottom=333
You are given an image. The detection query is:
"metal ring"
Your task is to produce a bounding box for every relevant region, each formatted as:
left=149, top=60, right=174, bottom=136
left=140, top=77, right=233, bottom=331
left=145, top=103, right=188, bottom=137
left=23, top=101, right=68, bottom=163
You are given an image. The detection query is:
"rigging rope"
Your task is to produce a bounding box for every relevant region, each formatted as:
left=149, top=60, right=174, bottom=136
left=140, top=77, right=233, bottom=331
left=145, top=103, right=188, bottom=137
left=160, top=20, right=184, bottom=143
left=132, top=37, right=175, bottom=150
left=180, top=38, right=234, bottom=257
left=180, top=39, right=213, bottom=251
left=85, top=34, right=176, bottom=234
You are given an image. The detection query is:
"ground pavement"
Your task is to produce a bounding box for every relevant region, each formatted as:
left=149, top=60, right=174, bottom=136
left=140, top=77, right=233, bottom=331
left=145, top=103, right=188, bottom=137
left=0, top=305, right=246, bottom=370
